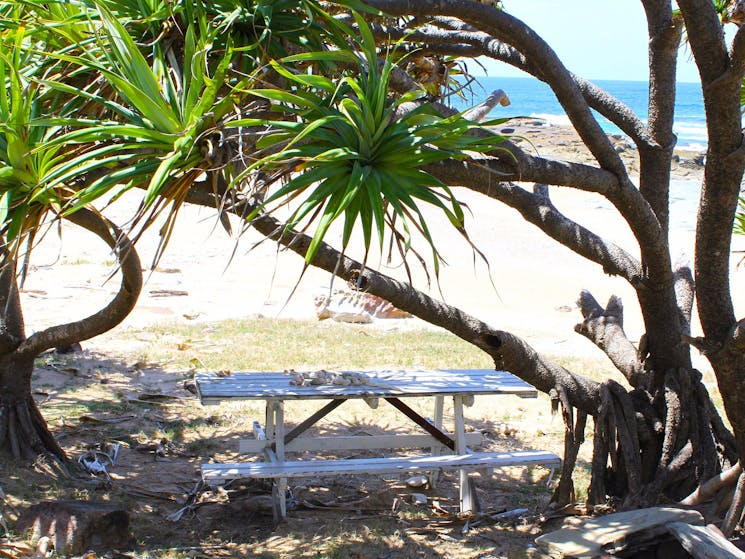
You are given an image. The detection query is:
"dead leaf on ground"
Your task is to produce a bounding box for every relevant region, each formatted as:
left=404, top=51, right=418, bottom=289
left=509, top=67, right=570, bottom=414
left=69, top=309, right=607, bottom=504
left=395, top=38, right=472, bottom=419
left=0, top=542, right=36, bottom=559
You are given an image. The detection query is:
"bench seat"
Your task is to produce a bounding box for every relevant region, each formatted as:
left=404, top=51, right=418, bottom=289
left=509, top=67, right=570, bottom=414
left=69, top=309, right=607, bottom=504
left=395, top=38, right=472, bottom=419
left=202, top=450, right=561, bottom=481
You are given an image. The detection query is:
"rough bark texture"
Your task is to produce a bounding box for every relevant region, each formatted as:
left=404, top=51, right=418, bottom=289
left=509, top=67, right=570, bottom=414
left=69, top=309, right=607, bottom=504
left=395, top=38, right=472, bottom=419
left=0, top=209, right=142, bottom=462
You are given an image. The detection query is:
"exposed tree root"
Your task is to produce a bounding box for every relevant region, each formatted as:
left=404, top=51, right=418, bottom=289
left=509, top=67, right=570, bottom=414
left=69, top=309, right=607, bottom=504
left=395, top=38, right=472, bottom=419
left=0, top=398, right=66, bottom=462
left=722, top=469, right=745, bottom=537
left=681, top=461, right=741, bottom=505
left=551, top=384, right=587, bottom=505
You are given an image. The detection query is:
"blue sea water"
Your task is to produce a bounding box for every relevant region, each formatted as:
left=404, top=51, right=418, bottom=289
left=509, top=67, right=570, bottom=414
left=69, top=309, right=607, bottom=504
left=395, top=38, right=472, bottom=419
left=451, top=76, right=707, bottom=149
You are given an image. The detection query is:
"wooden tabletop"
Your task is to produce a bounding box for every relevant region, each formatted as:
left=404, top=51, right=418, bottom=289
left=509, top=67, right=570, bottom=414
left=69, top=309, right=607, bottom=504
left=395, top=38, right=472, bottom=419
left=196, top=368, right=538, bottom=404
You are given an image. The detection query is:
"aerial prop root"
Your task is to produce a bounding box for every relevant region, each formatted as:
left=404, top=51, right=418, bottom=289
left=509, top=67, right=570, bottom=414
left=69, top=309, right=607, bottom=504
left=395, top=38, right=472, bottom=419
left=550, top=382, right=588, bottom=505
left=585, top=381, right=643, bottom=507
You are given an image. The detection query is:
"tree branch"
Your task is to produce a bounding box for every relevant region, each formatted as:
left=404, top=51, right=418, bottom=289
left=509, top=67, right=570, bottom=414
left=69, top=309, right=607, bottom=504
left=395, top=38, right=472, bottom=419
left=424, top=152, right=621, bottom=195
left=680, top=0, right=745, bottom=345
left=423, top=150, right=664, bottom=262
left=638, top=1, right=681, bottom=235
left=674, top=260, right=695, bottom=337
left=18, top=209, right=142, bottom=356
left=452, top=178, right=643, bottom=285
left=642, top=1, right=681, bottom=149
left=730, top=24, right=745, bottom=79
left=677, top=0, right=730, bottom=85
left=575, top=290, right=646, bottom=387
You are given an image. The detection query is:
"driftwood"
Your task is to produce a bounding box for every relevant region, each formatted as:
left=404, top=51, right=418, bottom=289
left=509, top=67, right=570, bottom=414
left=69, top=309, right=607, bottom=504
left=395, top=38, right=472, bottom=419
left=14, top=500, right=132, bottom=555
left=667, top=522, right=745, bottom=559
left=535, top=506, right=704, bottom=558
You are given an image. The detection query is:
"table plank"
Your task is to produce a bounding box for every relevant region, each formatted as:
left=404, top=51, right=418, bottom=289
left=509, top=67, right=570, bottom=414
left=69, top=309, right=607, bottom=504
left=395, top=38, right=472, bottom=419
left=196, top=368, right=538, bottom=403
left=202, top=450, right=561, bottom=480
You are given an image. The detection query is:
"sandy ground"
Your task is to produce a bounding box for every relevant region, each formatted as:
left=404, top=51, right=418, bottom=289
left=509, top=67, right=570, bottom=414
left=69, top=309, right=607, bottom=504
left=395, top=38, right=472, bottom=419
left=18, top=121, right=745, bottom=367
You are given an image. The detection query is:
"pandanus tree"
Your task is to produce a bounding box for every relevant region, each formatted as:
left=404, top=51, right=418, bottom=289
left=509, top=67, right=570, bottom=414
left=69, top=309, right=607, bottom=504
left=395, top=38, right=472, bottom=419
left=5, top=0, right=745, bottom=538
left=0, top=19, right=142, bottom=462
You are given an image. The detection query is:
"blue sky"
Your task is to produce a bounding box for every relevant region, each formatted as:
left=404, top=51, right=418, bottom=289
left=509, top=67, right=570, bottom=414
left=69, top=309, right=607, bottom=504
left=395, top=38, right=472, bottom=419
left=473, top=1, right=702, bottom=83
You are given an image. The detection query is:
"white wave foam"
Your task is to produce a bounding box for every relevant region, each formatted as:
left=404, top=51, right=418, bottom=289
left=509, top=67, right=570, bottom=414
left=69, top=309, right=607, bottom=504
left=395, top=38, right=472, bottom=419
left=674, top=123, right=707, bottom=137
left=528, top=113, right=572, bottom=127
left=679, top=142, right=707, bottom=151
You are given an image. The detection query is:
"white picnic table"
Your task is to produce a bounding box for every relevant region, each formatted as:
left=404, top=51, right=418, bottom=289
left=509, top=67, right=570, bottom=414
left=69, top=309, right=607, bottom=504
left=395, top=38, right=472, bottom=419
left=195, top=368, right=560, bottom=519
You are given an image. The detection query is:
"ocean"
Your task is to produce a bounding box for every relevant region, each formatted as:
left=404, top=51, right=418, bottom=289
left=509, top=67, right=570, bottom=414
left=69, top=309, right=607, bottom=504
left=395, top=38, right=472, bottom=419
left=451, top=76, right=707, bottom=150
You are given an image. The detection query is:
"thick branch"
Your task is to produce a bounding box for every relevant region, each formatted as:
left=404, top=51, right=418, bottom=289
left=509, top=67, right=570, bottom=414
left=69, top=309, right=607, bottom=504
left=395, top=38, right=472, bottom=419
left=450, top=178, right=643, bottom=285
left=673, top=260, right=694, bottom=337
left=17, top=209, right=142, bottom=356
left=575, top=290, right=645, bottom=388
left=424, top=153, right=665, bottom=277
left=682, top=0, right=745, bottom=345
left=731, top=24, right=745, bottom=79
left=677, top=0, right=730, bottom=85
left=425, top=148, right=622, bottom=194
left=638, top=1, right=681, bottom=237
left=642, top=1, right=681, bottom=150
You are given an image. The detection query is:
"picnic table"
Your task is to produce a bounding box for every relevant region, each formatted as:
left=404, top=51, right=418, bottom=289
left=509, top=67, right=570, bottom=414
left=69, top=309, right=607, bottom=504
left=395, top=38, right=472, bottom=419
left=195, top=368, right=560, bottom=519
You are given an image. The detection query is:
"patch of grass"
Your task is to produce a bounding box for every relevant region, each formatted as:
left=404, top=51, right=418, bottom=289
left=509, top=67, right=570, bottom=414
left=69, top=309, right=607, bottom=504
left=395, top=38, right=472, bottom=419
left=121, top=318, right=494, bottom=373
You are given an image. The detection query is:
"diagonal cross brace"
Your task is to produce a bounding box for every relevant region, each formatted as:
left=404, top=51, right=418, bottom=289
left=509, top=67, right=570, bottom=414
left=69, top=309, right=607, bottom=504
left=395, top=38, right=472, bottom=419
left=384, top=397, right=456, bottom=451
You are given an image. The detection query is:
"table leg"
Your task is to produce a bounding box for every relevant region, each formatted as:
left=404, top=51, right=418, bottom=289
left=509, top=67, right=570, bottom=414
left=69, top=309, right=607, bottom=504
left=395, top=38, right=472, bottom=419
left=274, top=401, right=288, bottom=518
left=265, top=400, right=276, bottom=442
left=453, top=395, right=479, bottom=513
left=429, top=395, right=445, bottom=488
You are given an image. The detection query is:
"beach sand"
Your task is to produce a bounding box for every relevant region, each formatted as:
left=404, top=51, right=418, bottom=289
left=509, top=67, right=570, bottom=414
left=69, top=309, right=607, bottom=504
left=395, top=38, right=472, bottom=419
left=20, top=122, right=745, bottom=366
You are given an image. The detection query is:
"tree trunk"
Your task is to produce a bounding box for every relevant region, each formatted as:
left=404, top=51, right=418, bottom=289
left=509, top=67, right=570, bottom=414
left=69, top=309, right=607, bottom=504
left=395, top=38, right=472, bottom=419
left=0, top=209, right=142, bottom=463
left=0, top=352, right=65, bottom=461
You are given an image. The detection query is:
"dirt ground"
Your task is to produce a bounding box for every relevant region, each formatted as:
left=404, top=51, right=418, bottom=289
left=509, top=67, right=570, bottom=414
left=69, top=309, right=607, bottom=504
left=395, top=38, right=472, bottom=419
left=2, top=339, right=571, bottom=559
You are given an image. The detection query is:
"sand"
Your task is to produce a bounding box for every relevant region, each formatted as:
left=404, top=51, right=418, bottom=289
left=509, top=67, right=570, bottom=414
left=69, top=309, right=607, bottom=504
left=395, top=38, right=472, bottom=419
left=19, top=122, right=745, bottom=364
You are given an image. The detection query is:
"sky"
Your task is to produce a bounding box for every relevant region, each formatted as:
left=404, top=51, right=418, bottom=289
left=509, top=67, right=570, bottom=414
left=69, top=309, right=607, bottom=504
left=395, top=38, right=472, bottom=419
left=471, top=0, right=703, bottom=83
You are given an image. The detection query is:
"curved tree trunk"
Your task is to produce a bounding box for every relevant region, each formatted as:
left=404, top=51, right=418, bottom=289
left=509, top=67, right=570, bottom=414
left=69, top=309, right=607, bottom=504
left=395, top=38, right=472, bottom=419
left=0, top=208, right=142, bottom=462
